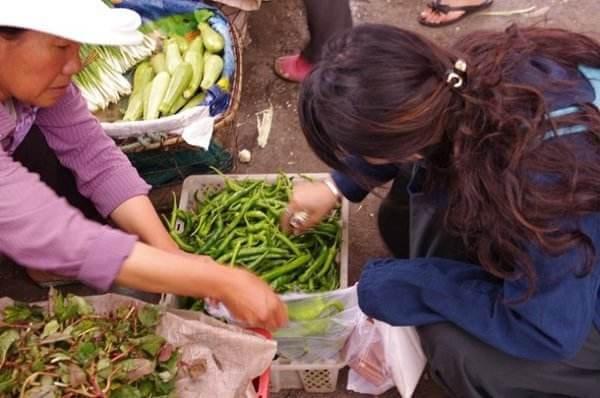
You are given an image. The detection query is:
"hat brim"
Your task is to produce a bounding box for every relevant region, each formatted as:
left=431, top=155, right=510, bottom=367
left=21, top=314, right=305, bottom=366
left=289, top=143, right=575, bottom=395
left=0, top=5, right=143, bottom=46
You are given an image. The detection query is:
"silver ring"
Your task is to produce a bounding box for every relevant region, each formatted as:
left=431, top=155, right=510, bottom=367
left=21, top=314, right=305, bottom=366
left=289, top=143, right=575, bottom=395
left=289, top=211, right=309, bottom=229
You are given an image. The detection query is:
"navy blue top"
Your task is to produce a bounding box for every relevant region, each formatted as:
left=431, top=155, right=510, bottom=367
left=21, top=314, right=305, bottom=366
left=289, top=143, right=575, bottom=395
left=331, top=60, right=600, bottom=361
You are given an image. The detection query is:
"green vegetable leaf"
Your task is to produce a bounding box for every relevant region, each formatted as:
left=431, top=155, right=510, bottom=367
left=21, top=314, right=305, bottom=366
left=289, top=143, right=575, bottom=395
left=138, top=379, right=154, bottom=396
left=138, top=305, right=161, bottom=328
left=159, top=349, right=179, bottom=377
left=0, top=329, right=19, bottom=366
left=117, top=358, right=156, bottom=382
left=109, top=385, right=143, bottom=398
left=0, top=370, right=16, bottom=393
left=130, top=334, right=165, bottom=357
left=3, top=302, right=43, bottom=324
left=67, top=296, right=93, bottom=316
left=52, top=292, right=78, bottom=322
left=71, top=319, right=99, bottom=338
left=194, top=9, right=214, bottom=24
left=74, top=341, right=97, bottom=364
left=31, top=358, right=45, bottom=373
left=154, top=375, right=177, bottom=395
left=41, top=320, right=60, bottom=339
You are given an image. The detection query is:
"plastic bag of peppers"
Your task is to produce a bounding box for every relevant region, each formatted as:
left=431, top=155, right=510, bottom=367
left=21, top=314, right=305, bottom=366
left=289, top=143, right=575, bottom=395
left=165, top=172, right=360, bottom=362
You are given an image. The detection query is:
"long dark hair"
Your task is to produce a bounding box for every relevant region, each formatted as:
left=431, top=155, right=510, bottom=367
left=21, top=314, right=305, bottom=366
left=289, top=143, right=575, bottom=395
left=299, top=24, right=600, bottom=299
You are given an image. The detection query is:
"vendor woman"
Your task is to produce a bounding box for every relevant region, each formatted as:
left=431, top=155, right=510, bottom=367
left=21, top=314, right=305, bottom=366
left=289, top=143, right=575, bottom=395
left=0, top=0, right=287, bottom=330
left=283, top=24, right=600, bottom=396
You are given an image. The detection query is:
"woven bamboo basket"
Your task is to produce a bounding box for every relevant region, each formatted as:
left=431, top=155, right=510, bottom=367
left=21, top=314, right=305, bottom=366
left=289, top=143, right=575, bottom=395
left=115, top=24, right=243, bottom=154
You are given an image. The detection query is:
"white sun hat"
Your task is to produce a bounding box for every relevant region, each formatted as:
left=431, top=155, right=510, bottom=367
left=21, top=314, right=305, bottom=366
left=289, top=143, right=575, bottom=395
left=0, top=0, right=143, bottom=46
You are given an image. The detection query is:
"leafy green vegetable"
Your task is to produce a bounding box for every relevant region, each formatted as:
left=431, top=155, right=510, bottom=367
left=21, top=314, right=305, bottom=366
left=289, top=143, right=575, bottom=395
left=0, top=370, right=16, bottom=393
left=74, top=341, right=97, bottom=364
left=138, top=305, right=160, bottom=327
left=194, top=9, right=214, bottom=24
left=131, top=334, right=165, bottom=357
left=2, top=302, right=43, bottom=324
left=0, top=291, right=180, bottom=397
left=0, top=330, right=19, bottom=366
left=111, top=384, right=143, bottom=398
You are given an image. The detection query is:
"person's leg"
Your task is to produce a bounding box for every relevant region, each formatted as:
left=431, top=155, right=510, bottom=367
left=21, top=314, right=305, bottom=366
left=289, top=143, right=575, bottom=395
left=419, top=322, right=600, bottom=398
left=301, top=0, right=352, bottom=63
left=11, top=125, right=105, bottom=286
left=274, top=0, right=352, bottom=82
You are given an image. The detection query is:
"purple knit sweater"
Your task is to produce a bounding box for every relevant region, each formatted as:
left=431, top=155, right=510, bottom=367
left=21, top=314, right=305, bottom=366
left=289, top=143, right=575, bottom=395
left=0, top=84, right=150, bottom=291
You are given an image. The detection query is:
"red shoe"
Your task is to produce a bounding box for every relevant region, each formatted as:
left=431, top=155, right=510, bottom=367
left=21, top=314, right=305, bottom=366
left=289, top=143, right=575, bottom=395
left=273, top=54, right=313, bottom=83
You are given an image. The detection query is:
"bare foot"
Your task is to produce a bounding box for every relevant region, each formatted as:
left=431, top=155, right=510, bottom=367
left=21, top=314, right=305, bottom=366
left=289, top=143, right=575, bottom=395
left=420, top=0, right=489, bottom=25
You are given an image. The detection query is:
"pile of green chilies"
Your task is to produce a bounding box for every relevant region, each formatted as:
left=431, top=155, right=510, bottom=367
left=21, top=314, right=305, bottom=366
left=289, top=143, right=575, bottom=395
left=166, top=174, right=341, bottom=295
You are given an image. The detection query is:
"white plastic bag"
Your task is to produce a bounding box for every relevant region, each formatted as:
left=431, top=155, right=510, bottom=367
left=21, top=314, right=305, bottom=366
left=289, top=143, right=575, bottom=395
left=342, top=315, right=427, bottom=397
left=342, top=313, right=395, bottom=395
left=207, top=285, right=360, bottom=362
left=380, top=322, right=427, bottom=397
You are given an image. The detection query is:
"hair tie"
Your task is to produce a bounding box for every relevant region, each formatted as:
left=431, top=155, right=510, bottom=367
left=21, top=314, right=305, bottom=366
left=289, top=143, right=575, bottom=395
left=446, top=59, right=467, bottom=89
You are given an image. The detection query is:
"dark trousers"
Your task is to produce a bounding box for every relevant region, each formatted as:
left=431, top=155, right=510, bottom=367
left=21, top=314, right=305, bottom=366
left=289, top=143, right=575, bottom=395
left=377, top=174, right=600, bottom=398
left=301, top=0, right=352, bottom=63
left=12, top=125, right=104, bottom=222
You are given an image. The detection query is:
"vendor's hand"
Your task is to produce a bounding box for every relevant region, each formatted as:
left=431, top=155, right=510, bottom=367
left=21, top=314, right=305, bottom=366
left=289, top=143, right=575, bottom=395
left=217, top=267, right=288, bottom=330
left=281, top=180, right=339, bottom=235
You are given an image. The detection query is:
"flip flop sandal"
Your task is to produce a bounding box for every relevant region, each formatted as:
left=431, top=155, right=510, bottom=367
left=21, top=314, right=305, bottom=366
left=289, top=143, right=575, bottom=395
left=418, top=0, right=493, bottom=27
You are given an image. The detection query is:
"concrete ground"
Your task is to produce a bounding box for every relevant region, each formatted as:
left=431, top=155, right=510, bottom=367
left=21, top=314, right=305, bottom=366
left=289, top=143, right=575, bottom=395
left=0, top=0, right=597, bottom=397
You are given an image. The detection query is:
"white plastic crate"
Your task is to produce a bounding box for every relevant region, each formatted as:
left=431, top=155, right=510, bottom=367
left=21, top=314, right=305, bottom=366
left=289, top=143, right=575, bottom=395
left=270, top=359, right=345, bottom=393
left=161, top=173, right=349, bottom=393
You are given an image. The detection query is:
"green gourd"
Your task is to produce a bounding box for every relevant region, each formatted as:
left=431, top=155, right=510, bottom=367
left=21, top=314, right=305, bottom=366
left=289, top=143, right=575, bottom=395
left=183, top=50, right=204, bottom=99
left=197, top=22, right=224, bottom=53
left=159, top=63, right=193, bottom=114
left=200, top=54, right=223, bottom=91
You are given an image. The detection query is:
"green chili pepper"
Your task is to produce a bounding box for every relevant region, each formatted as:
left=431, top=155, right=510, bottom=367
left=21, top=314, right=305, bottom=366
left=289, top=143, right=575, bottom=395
left=168, top=192, right=178, bottom=230
left=215, top=181, right=261, bottom=211
left=170, top=231, right=195, bottom=253
left=274, top=232, right=302, bottom=256
left=299, top=246, right=328, bottom=283
left=286, top=297, right=345, bottom=322
left=245, top=250, right=271, bottom=271
left=230, top=241, right=242, bottom=267
left=261, top=254, right=311, bottom=283
left=215, top=229, right=237, bottom=256
left=315, top=246, right=337, bottom=279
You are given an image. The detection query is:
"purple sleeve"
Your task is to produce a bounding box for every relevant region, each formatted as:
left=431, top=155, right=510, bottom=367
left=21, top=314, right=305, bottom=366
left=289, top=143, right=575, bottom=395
left=0, top=148, right=137, bottom=291
left=34, top=84, right=150, bottom=217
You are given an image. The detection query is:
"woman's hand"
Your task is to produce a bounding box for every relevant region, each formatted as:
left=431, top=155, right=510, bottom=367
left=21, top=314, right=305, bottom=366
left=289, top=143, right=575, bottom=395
left=116, top=243, right=288, bottom=330
left=216, top=266, right=288, bottom=330
left=281, top=180, right=340, bottom=234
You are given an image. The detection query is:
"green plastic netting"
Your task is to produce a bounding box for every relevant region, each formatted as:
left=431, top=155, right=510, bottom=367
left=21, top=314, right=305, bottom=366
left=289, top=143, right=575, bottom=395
left=127, top=141, right=233, bottom=188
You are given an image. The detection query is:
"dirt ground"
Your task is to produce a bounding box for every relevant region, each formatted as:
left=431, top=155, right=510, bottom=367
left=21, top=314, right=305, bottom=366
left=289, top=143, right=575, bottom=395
left=0, top=0, right=597, bottom=397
